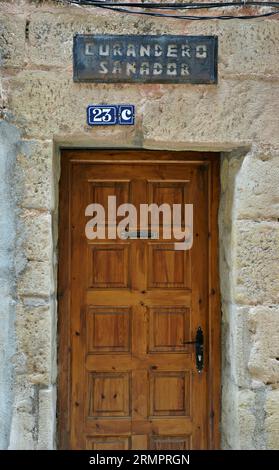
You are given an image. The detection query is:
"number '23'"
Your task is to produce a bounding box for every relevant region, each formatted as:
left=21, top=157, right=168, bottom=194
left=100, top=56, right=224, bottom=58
left=92, top=107, right=115, bottom=123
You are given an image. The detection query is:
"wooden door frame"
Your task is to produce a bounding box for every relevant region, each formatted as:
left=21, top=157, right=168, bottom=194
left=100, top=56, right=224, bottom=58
left=57, top=149, right=221, bottom=450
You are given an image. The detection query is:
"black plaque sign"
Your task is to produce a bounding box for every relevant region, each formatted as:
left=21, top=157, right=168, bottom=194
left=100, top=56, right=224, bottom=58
left=73, top=35, right=218, bottom=84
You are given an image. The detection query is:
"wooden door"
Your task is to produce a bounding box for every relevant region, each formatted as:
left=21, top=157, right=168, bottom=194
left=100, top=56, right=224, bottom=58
left=58, top=150, right=220, bottom=450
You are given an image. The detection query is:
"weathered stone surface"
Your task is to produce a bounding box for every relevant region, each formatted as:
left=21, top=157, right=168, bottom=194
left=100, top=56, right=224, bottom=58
left=19, top=209, right=52, bottom=262
left=0, top=121, right=20, bottom=450
left=17, top=261, right=54, bottom=298
left=28, top=11, right=181, bottom=68
left=221, top=380, right=239, bottom=449
left=237, top=389, right=256, bottom=450
left=16, top=140, right=54, bottom=210
left=218, top=21, right=279, bottom=77
left=248, top=306, right=279, bottom=385
left=265, top=390, right=279, bottom=449
left=5, top=70, right=279, bottom=145
left=219, top=150, right=245, bottom=304
left=21, top=9, right=279, bottom=78
left=181, top=20, right=279, bottom=77
left=142, top=80, right=279, bottom=147
left=37, top=387, right=56, bottom=450
left=222, top=384, right=256, bottom=449
left=222, top=303, right=251, bottom=388
left=0, top=13, right=26, bottom=68
left=234, top=221, right=279, bottom=305
left=235, top=145, right=279, bottom=220
left=252, top=387, right=267, bottom=449
left=8, top=377, right=36, bottom=450
left=15, top=302, right=53, bottom=385
left=5, top=71, right=144, bottom=139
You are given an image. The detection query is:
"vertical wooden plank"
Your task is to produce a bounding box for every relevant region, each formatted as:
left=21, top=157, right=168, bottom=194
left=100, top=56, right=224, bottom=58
left=208, top=155, right=221, bottom=450
left=57, top=150, right=71, bottom=450
left=131, top=178, right=149, bottom=430
left=70, top=162, right=88, bottom=450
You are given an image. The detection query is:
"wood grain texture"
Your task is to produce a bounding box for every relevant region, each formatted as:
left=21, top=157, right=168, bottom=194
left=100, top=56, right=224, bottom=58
left=58, top=149, right=220, bottom=450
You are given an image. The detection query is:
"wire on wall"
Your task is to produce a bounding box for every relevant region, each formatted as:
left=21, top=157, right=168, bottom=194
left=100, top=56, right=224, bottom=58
left=65, top=0, right=279, bottom=20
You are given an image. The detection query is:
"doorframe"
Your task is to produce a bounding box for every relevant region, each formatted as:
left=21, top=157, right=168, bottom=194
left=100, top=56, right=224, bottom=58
left=57, top=149, right=221, bottom=450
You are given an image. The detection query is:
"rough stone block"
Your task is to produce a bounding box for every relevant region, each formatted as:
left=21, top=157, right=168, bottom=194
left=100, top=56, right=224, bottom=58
left=37, top=386, right=56, bottom=450
left=248, top=306, right=279, bottom=385
left=6, top=71, right=143, bottom=139
left=16, top=140, right=54, bottom=210
left=28, top=11, right=183, bottom=68
left=221, top=379, right=239, bottom=449
left=15, top=302, right=54, bottom=385
left=222, top=382, right=255, bottom=449
left=235, top=145, right=279, bottom=220
left=17, top=261, right=54, bottom=298
left=6, top=70, right=279, bottom=145
left=234, top=221, right=279, bottom=305
left=142, top=80, right=279, bottom=147
left=265, top=390, right=279, bottom=450
left=177, top=20, right=279, bottom=77
left=218, top=21, right=279, bottom=77
left=8, top=376, right=36, bottom=450
left=19, top=209, right=52, bottom=262
left=222, top=303, right=250, bottom=388
left=237, top=389, right=256, bottom=450
left=0, top=120, right=20, bottom=449
left=219, top=151, right=245, bottom=304
left=0, top=13, right=26, bottom=68
left=27, top=13, right=279, bottom=77
left=9, top=407, right=35, bottom=450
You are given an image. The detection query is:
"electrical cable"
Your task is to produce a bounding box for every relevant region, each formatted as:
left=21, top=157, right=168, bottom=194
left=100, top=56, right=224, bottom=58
left=86, top=5, right=279, bottom=19
left=65, top=0, right=279, bottom=20
left=68, top=1, right=279, bottom=8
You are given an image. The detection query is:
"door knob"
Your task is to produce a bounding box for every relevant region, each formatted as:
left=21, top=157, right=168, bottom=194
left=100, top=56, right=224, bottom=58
left=183, top=326, right=204, bottom=373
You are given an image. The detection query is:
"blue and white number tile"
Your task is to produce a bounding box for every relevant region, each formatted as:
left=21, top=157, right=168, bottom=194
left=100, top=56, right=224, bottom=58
left=118, top=105, right=135, bottom=125
left=87, top=105, right=118, bottom=126
left=87, top=104, right=135, bottom=126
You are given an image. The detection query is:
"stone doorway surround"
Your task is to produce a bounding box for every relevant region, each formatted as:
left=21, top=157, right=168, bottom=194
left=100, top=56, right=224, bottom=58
left=1, top=135, right=279, bottom=450
left=0, top=0, right=279, bottom=450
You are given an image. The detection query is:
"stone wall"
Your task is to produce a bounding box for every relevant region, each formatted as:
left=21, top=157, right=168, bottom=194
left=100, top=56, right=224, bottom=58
left=220, top=146, right=279, bottom=449
left=0, top=0, right=278, bottom=449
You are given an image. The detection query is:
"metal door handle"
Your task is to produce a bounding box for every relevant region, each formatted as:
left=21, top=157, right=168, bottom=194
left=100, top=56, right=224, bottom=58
left=183, top=326, right=204, bottom=373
